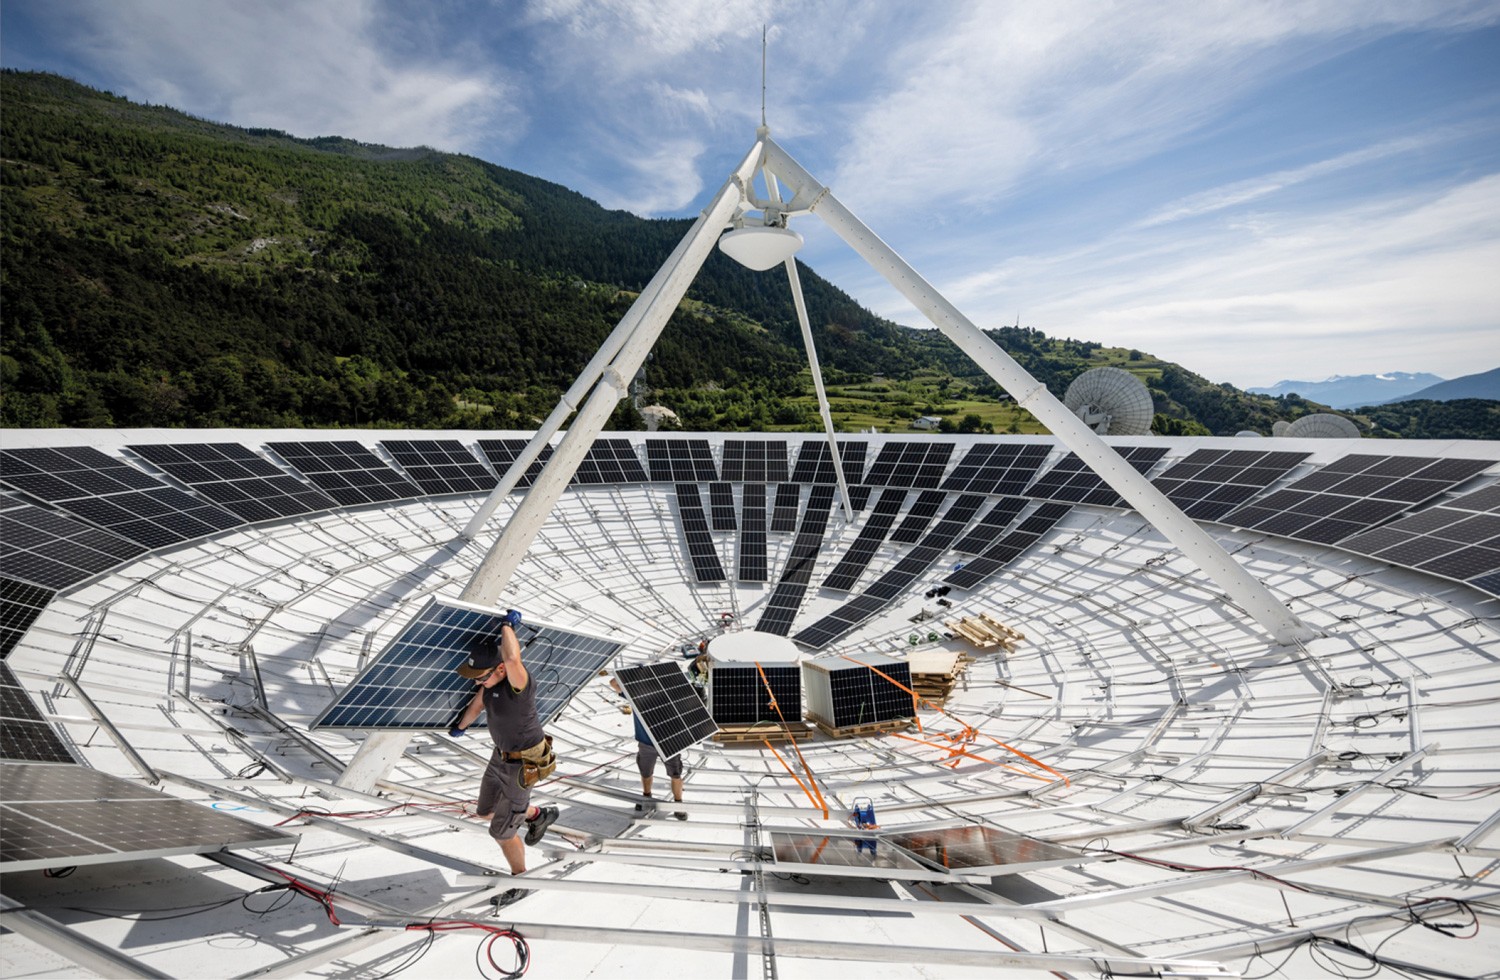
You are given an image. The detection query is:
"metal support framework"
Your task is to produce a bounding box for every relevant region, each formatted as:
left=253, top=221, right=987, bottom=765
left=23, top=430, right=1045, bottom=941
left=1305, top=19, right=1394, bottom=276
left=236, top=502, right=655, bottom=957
left=0, top=895, right=172, bottom=980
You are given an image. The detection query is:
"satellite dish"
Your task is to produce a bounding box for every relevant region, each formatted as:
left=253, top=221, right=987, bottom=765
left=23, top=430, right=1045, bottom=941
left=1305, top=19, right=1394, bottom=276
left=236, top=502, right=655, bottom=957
left=1063, top=367, right=1154, bottom=436
left=1284, top=413, right=1360, bottom=439
left=1272, top=420, right=1292, bottom=437
left=1235, top=430, right=1263, bottom=438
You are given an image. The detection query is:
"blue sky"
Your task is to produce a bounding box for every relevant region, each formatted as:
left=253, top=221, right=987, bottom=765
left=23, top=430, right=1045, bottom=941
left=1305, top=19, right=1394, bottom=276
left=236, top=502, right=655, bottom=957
left=3, top=0, right=1498, bottom=388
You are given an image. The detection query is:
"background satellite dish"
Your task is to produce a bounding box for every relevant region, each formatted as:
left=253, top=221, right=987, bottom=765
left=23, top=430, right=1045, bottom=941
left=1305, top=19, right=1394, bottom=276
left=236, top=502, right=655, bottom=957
left=1235, top=430, right=1263, bottom=438
left=1063, top=367, right=1154, bottom=436
left=1284, top=413, right=1360, bottom=439
left=1272, top=420, right=1292, bottom=436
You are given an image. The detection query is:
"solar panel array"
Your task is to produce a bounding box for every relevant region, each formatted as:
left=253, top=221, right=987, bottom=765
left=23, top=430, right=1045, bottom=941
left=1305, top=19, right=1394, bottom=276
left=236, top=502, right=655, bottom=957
left=476, top=438, right=553, bottom=489
left=794, top=494, right=986, bottom=650
left=573, top=438, right=650, bottom=484
left=708, top=663, right=801, bottom=725
left=614, top=662, right=717, bottom=760
left=0, top=763, right=296, bottom=873
left=708, top=482, right=737, bottom=531
left=862, top=442, right=954, bottom=489
left=673, top=484, right=727, bottom=584
left=312, top=600, right=624, bottom=730
left=267, top=441, right=422, bottom=506
left=0, top=502, right=144, bottom=590
left=722, top=440, right=789, bottom=483
left=881, top=824, right=1078, bottom=874
left=0, top=446, right=240, bottom=548
left=770, top=484, right=802, bottom=533
left=738, top=484, right=768, bottom=583
left=945, top=502, right=1074, bottom=590
left=129, top=442, right=336, bottom=522
left=889, top=490, right=947, bottom=545
left=942, top=443, right=1052, bottom=495
left=804, top=653, right=913, bottom=728
left=1340, top=483, right=1500, bottom=594
left=757, top=486, right=836, bottom=636
left=647, top=439, right=718, bottom=482
left=789, top=441, right=867, bottom=486
left=0, top=662, right=74, bottom=763
left=1026, top=445, right=1169, bottom=507
left=822, top=489, right=908, bottom=592
left=1, top=578, right=54, bottom=659
left=951, top=496, right=1029, bottom=555
left=1149, top=448, right=1311, bottom=522
left=1223, top=454, right=1495, bottom=545
left=381, top=440, right=498, bottom=495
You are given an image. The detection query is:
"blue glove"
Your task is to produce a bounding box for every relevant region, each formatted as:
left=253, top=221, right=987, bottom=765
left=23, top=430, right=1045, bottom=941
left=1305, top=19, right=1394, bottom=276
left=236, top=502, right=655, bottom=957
left=501, top=609, right=522, bottom=630
left=449, top=726, right=466, bottom=738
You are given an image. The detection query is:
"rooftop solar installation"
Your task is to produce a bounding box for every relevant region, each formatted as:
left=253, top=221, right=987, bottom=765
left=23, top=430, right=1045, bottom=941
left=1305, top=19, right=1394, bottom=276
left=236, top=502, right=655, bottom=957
left=614, top=661, right=717, bottom=760
left=646, top=439, right=719, bottom=482
left=941, top=442, right=1053, bottom=495
left=721, top=440, right=789, bottom=483
left=708, top=482, right=737, bottom=531
left=129, top=442, right=338, bottom=523
left=757, top=485, right=836, bottom=636
left=789, top=440, right=867, bottom=486
left=1149, top=448, right=1311, bottom=522
left=1025, top=445, right=1170, bottom=507
left=0, top=762, right=296, bottom=873
left=0, top=502, right=144, bottom=590
left=769, top=832, right=928, bottom=873
left=881, top=823, right=1079, bottom=875
left=573, top=438, right=650, bottom=484
left=1340, top=484, right=1500, bottom=591
left=945, top=502, right=1073, bottom=590
left=951, top=496, right=1029, bottom=555
left=311, top=599, right=625, bottom=730
left=889, top=490, right=947, bottom=544
left=803, top=652, right=914, bottom=729
left=1223, top=455, right=1496, bottom=545
left=821, top=488, right=908, bottom=592
left=769, top=484, right=802, bottom=533
left=477, top=438, right=553, bottom=489
left=708, top=662, right=801, bottom=726
left=0, top=446, right=241, bottom=549
left=738, top=483, right=768, bottom=583
left=266, top=441, right=423, bottom=507
left=674, top=484, right=727, bottom=584
left=862, top=441, right=954, bottom=489
left=0, top=662, right=75, bottom=763
left=1, top=578, right=54, bottom=659
left=381, top=439, right=499, bottom=495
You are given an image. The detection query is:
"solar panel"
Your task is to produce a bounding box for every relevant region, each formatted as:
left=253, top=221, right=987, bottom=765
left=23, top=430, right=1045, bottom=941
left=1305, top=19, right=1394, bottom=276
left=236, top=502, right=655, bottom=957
left=941, top=442, right=1053, bottom=495
left=862, top=442, right=954, bottom=489
left=0, top=446, right=241, bottom=548
left=311, top=599, right=624, bottom=730
left=881, top=824, right=1078, bottom=875
left=708, top=482, right=738, bottom=531
left=757, top=485, right=836, bottom=636
left=770, top=484, right=802, bottom=533
left=822, top=489, right=908, bottom=592
left=769, top=832, right=927, bottom=872
left=0, top=502, right=144, bottom=590
left=945, top=503, right=1073, bottom=590
left=674, top=484, right=727, bottom=583
left=738, top=484, right=768, bottom=583
left=1340, top=484, right=1500, bottom=588
left=266, top=441, right=422, bottom=506
left=129, top=442, right=337, bottom=523
left=571, top=438, right=650, bottom=485
left=647, top=439, right=719, bottom=482
left=0, top=762, right=296, bottom=873
left=952, top=496, right=1028, bottom=555
left=722, top=440, right=790, bottom=483
left=1025, top=446, right=1169, bottom=507
left=890, top=490, right=947, bottom=544
left=1, top=578, right=54, bottom=659
left=477, top=438, right=553, bottom=489
left=614, top=662, right=717, bottom=760
left=803, top=653, right=913, bottom=729
left=0, top=662, right=74, bottom=763
left=381, top=440, right=499, bottom=495
left=789, top=440, right=868, bottom=486
left=708, top=662, right=801, bottom=725
left=1150, top=448, right=1310, bottom=521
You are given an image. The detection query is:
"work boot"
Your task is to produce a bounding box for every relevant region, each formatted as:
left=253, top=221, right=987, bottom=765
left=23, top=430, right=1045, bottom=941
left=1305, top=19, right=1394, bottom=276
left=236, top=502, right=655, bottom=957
left=523, top=805, right=558, bottom=845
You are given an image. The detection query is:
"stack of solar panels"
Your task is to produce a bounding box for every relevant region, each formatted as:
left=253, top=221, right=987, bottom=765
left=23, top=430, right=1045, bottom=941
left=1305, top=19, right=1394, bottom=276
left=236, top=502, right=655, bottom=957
left=803, top=652, right=913, bottom=731
left=708, top=662, right=801, bottom=726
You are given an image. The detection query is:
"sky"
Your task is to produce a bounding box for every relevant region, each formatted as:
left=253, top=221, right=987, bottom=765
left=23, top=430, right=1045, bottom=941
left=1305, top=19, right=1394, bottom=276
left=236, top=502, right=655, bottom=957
left=3, top=0, right=1499, bottom=388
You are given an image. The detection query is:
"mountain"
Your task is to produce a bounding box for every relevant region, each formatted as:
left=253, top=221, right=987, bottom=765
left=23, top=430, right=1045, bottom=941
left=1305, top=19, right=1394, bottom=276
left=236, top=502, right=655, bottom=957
left=1375, top=367, right=1500, bottom=405
left=1248, top=372, right=1443, bottom=409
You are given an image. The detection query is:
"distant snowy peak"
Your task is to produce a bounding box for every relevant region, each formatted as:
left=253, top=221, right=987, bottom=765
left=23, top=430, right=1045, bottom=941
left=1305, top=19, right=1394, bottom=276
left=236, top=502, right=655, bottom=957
left=1248, top=372, right=1443, bottom=409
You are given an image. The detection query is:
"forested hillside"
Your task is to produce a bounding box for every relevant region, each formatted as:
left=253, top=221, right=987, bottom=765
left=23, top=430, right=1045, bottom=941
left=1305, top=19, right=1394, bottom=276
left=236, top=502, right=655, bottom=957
left=1, top=70, right=1393, bottom=437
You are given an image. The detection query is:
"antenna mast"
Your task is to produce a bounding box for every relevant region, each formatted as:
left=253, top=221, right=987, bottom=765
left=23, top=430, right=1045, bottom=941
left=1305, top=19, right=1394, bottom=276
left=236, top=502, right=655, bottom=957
left=760, top=25, right=767, bottom=128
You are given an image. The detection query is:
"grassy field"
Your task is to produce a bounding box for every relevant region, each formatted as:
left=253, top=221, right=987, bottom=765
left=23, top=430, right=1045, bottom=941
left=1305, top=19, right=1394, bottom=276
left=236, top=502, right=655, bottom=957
left=773, top=370, right=1048, bottom=434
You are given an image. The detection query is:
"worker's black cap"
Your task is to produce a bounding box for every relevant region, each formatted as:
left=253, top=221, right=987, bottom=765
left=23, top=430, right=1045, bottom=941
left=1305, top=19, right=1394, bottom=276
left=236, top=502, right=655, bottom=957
left=456, top=638, right=502, bottom=679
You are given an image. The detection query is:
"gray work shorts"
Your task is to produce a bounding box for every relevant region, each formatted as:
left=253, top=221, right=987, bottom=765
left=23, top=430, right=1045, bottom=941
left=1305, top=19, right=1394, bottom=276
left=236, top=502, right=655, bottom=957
left=477, top=748, right=531, bottom=840
left=636, top=741, right=683, bottom=780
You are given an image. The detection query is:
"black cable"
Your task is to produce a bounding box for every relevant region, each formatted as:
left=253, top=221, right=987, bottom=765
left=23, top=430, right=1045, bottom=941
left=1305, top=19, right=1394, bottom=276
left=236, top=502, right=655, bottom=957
left=374, top=929, right=436, bottom=979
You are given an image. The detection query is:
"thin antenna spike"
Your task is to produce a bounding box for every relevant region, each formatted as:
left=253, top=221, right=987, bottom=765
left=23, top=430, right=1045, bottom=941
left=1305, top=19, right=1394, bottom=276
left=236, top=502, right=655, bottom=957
left=761, top=25, right=768, bottom=127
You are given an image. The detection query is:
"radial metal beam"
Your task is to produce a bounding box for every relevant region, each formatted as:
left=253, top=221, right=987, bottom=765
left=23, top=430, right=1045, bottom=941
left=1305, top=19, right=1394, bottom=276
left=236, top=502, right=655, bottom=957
left=0, top=895, right=171, bottom=979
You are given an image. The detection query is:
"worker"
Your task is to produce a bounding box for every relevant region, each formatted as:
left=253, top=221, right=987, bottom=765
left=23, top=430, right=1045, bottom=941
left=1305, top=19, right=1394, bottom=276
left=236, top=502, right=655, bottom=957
left=611, top=674, right=688, bottom=820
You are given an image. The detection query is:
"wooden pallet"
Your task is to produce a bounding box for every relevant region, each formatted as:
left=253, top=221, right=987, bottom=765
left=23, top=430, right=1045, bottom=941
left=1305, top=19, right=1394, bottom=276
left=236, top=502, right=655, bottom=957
left=945, top=613, right=1026, bottom=652
left=713, top=723, right=814, bottom=745
left=810, top=717, right=914, bottom=739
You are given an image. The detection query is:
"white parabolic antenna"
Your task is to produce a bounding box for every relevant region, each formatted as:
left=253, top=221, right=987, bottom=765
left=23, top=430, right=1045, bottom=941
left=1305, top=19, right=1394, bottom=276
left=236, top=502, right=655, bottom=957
left=1063, top=367, right=1155, bottom=435
left=1285, top=412, right=1361, bottom=438
left=1272, top=419, right=1293, bottom=436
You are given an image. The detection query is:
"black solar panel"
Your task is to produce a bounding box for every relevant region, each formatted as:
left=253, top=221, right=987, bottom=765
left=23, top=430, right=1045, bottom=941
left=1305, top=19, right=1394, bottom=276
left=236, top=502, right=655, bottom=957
left=708, top=663, right=801, bottom=725
left=647, top=439, right=718, bottom=482
left=0, top=662, right=74, bottom=763
left=881, top=824, right=1078, bottom=874
left=952, top=496, right=1028, bottom=555
left=1340, top=480, right=1500, bottom=589
left=822, top=489, right=908, bottom=592
left=722, top=440, right=789, bottom=483
left=789, top=440, right=867, bottom=486
left=1025, top=446, right=1169, bottom=507
left=941, top=442, right=1052, bottom=495
left=757, top=485, right=836, bottom=636
left=674, top=484, right=726, bottom=584
left=805, top=653, right=913, bottom=728
left=945, top=502, right=1073, bottom=591
left=0, top=503, right=144, bottom=590
left=0, top=446, right=241, bottom=548
left=615, top=662, right=716, bottom=760
left=0, top=578, right=53, bottom=659
left=1150, top=448, right=1310, bottom=521
left=770, top=484, right=802, bottom=533
left=890, top=490, right=946, bottom=544
left=381, top=440, right=499, bottom=495
left=477, top=438, right=553, bottom=489
left=862, top=442, right=954, bottom=489
left=572, top=438, right=650, bottom=484
left=312, top=600, right=624, bottom=730
left=738, top=484, right=768, bottom=583
left=266, top=441, right=422, bottom=506
left=130, top=442, right=336, bottom=522
left=708, top=482, right=737, bottom=531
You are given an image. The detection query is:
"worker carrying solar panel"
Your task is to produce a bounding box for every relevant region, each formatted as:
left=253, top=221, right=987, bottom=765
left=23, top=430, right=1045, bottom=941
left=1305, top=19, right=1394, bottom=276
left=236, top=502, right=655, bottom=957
left=611, top=673, right=690, bottom=820
left=450, top=609, right=560, bottom=882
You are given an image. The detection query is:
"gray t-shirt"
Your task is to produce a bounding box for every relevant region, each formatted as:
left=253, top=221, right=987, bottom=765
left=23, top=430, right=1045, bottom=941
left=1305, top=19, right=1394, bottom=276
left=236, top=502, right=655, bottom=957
left=482, top=678, right=545, bottom=753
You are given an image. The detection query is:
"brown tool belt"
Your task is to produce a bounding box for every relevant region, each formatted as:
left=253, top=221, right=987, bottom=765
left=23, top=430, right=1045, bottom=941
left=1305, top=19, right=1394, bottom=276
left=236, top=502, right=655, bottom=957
left=505, top=735, right=556, bottom=788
